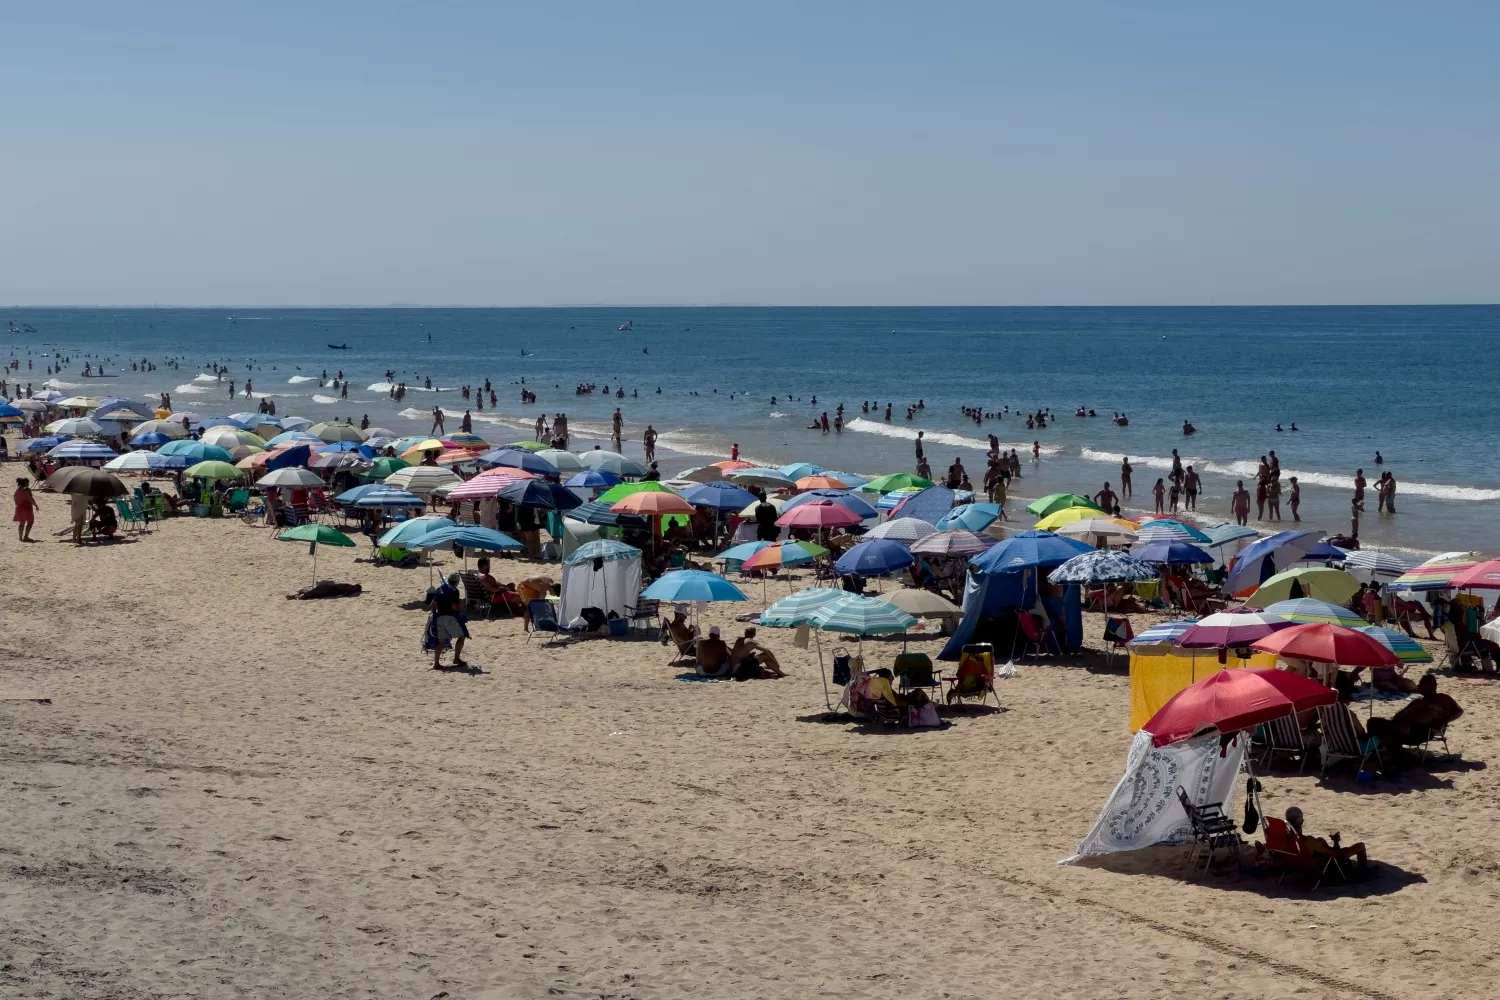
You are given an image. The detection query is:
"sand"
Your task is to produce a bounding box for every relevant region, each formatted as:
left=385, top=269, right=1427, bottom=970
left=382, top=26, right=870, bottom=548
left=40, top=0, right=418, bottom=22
left=2, top=490, right=1497, bottom=999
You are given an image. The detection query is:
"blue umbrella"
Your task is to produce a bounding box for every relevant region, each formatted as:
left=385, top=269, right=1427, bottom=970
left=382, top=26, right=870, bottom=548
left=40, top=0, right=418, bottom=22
left=378, top=515, right=455, bottom=547
left=1133, top=539, right=1214, bottom=565
left=406, top=524, right=522, bottom=552
left=641, top=570, right=748, bottom=603
left=266, top=430, right=323, bottom=448
left=564, top=499, right=648, bottom=528
left=1293, top=541, right=1347, bottom=562
left=718, top=541, right=773, bottom=563
left=196, top=415, right=250, bottom=430
left=334, top=483, right=387, bottom=505
left=778, top=462, right=824, bottom=480
left=19, top=436, right=66, bottom=453
left=781, top=489, right=878, bottom=519
left=266, top=444, right=313, bottom=471
left=937, top=503, right=1002, bottom=533
left=969, top=530, right=1093, bottom=574
left=810, top=593, right=917, bottom=635
left=48, top=440, right=118, bottom=460
left=1225, top=529, right=1325, bottom=595
left=679, top=481, right=758, bottom=511
left=875, top=487, right=924, bottom=510
left=820, top=470, right=870, bottom=488
left=0, top=402, right=23, bottom=419
left=141, top=453, right=191, bottom=470
left=353, top=488, right=426, bottom=508
left=481, top=448, right=559, bottom=476
left=564, top=469, right=622, bottom=489
left=316, top=441, right=365, bottom=454
left=1200, top=522, right=1259, bottom=547
left=834, top=539, right=916, bottom=577
left=1134, top=519, right=1212, bottom=543
left=1129, top=618, right=1201, bottom=647
left=1048, top=550, right=1159, bottom=584
left=158, top=440, right=235, bottom=463
left=129, top=431, right=173, bottom=447
left=499, top=478, right=583, bottom=510
left=564, top=539, right=641, bottom=565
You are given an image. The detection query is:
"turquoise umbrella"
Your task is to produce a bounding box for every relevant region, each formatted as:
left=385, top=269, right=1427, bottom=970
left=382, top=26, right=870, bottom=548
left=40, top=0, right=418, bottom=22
left=158, top=440, right=235, bottom=463
left=641, top=570, right=747, bottom=603
left=718, top=541, right=773, bottom=564
left=377, top=515, right=455, bottom=547
left=937, top=503, right=1002, bottom=533
left=1354, top=625, right=1433, bottom=664
left=564, top=539, right=641, bottom=565
left=810, top=593, right=917, bottom=635
left=405, top=524, right=521, bottom=552
left=760, top=588, right=844, bottom=627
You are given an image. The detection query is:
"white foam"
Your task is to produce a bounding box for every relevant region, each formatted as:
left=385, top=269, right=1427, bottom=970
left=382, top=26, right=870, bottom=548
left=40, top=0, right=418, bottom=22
left=312, top=394, right=340, bottom=405
left=367, top=381, right=394, bottom=392
left=769, top=411, right=788, bottom=419
left=655, top=430, right=731, bottom=461
left=288, top=375, right=318, bottom=384
left=172, top=384, right=210, bottom=395
left=41, top=379, right=80, bottom=388
left=193, top=373, right=219, bottom=382
left=847, top=417, right=1059, bottom=455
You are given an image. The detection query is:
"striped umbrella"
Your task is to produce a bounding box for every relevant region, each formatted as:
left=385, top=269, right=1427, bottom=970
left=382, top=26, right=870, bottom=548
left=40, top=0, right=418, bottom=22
left=47, top=440, right=118, bottom=460
left=1135, top=519, right=1212, bottom=543
left=1355, top=625, right=1433, bottom=664
left=911, top=529, right=993, bottom=557
left=1262, top=598, right=1366, bottom=626
left=1129, top=619, right=1201, bottom=647
left=1387, top=561, right=1474, bottom=592
left=377, top=515, right=455, bottom=547
left=479, top=448, right=559, bottom=475
left=535, top=449, right=585, bottom=473
left=1199, top=522, right=1260, bottom=547
left=875, top=486, right=924, bottom=510
left=353, top=488, right=426, bottom=508
left=441, top=432, right=490, bottom=450
left=442, top=471, right=533, bottom=500
left=865, top=517, right=937, bottom=544
left=760, top=588, right=844, bottom=627
left=103, top=451, right=175, bottom=472
left=45, top=417, right=105, bottom=437
left=579, top=451, right=647, bottom=477
left=1340, top=550, right=1413, bottom=578
left=405, top=524, right=521, bottom=551
left=564, top=539, right=640, bottom=565
left=809, top=594, right=917, bottom=635
left=383, top=466, right=462, bottom=495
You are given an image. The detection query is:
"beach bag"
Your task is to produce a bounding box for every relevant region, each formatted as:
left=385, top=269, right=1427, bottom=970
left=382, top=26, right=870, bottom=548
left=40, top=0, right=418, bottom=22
left=832, top=650, right=852, bottom=686
left=908, top=702, right=941, bottom=728
left=579, top=607, right=608, bottom=631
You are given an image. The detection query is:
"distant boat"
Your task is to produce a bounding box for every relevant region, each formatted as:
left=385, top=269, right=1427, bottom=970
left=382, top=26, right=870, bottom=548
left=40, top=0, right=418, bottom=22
left=617, top=321, right=632, bottom=331
left=21, top=323, right=35, bottom=333
left=328, top=343, right=350, bottom=350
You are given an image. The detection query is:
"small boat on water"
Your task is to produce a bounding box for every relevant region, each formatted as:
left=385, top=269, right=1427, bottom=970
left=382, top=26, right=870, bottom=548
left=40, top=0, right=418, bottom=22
left=328, top=343, right=350, bottom=350
left=617, top=320, right=632, bottom=331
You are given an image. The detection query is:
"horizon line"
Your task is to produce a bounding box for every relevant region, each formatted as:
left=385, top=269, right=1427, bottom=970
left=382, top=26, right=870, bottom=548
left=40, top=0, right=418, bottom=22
left=3, top=302, right=1499, bottom=310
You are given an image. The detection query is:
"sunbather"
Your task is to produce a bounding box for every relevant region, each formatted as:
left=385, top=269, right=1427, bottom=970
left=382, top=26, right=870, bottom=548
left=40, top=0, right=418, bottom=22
left=1368, top=674, right=1462, bottom=747
left=665, top=604, right=697, bottom=650
left=1284, top=806, right=1368, bottom=871
left=287, top=582, right=363, bottom=600
left=695, top=626, right=731, bottom=677
left=730, top=627, right=785, bottom=679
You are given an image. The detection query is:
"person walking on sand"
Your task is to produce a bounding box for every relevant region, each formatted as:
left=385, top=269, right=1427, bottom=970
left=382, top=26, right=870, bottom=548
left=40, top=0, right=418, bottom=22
left=1119, top=456, right=1133, bottom=497
left=430, top=405, right=445, bottom=435
left=1232, top=480, right=1251, bottom=527
left=13, top=476, right=36, bottom=542
left=425, top=573, right=470, bottom=670
left=1288, top=476, right=1301, bottom=521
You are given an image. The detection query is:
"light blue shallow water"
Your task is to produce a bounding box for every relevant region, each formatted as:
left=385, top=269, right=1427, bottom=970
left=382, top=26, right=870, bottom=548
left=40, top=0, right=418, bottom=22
left=6, top=305, right=1498, bottom=555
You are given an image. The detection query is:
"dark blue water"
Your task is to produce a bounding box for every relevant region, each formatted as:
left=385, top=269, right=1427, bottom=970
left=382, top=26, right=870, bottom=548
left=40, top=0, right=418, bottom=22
left=6, top=306, right=1498, bottom=554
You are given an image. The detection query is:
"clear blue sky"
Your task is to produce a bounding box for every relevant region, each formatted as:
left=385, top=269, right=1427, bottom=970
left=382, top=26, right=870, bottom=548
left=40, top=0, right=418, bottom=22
left=3, top=2, right=1497, bottom=306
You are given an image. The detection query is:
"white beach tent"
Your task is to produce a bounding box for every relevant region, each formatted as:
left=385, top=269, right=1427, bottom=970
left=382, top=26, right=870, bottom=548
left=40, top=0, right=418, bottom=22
left=559, top=539, right=642, bottom=624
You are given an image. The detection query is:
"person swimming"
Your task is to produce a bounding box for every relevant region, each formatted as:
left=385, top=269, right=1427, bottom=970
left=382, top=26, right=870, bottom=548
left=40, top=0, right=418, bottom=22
left=1375, top=451, right=1384, bottom=464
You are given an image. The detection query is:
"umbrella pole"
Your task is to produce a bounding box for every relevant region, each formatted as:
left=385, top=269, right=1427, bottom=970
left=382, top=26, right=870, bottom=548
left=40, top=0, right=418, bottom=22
left=312, top=543, right=318, bottom=587
left=816, top=628, right=832, bottom=711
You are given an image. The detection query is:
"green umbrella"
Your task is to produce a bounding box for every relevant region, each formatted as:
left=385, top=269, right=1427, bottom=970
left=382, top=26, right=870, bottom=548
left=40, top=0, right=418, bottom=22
left=1024, top=493, right=1104, bottom=518
left=279, top=523, right=356, bottom=585
left=505, top=440, right=548, bottom=452
left=362, top=456, right=411, bottom=480
left=184, top=460, right=244, bottom=481
left=597, top=480, right=675, bottom=505
left=857, top=472, right=934, bottom=494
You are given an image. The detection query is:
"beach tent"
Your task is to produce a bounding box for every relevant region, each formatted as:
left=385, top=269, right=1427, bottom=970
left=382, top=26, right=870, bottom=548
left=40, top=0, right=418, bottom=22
left=559, top=540, right=642, bottom=624
left=938, top=531, right=1091, bottom=660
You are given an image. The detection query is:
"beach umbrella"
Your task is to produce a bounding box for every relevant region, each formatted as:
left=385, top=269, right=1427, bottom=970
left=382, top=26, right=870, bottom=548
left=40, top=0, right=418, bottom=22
left=760, top=588, right=845, bottom=627
left=737, top=496, right=786, bottom=518
left=1262, top=598, right=1366, bottom=627
left=1135, top=519, right=1212, bottom=544
left=256, top=467, right=325, bottom=489
left=200, top=427, right=268, bottom=451
left=309, top=421, right=366, bottom=443
left=128, top=431, right=175, bottom=448
left=441, top=432, right=489, bottom=450
left=196, top=415, right=251, bottom=430
left=361, top=456, right=410, bottom=480
left=333, top=483, right=388, bottom=505
left=1199, top=522, right=1260, bottom=548
left=378, top=515, right=455, bottom=547
left=103, top=451, right=178, bottom=473
left=278, top=522, right=356, bottom=585
left=794, top=475, right=847, bottom=491
left=315, top=441, right=368, bottom=454
left=781, top=489, right=879, bottom=519
left=1225, top=529, right=1327, bottom=596
left=741, top=540, right=827, bottom=571
left=1057, top=517, right=1140, bottom=544
left=45, top=417, right=105, bottom=437
left=1143, top=668, right=1337, bottom=746
left=441, top=473, right=528, bottom=500
left=265, top=430, right=323, bottom=448
left=1252, top=622, right=1398, bottom=668
left=353, top=488, right=426, bottom=509
left=236, top=453, right=273, bottom=471
left=227, top=411, right=264, bottom=424
left=718, top=541, right=773, bottom=563
left=936, top=503, right=1002, bottom=533
left=641, top=570, right=748, bottom=603
left=678, top=481, right=758, bottom=511
left=480, top=448, right=559, bottom=475
left=505, top=440, right=548, bottom=453
left=33, top=389, right=66, bottom=402
left=779, top=462, right=824, bottom=480
left=712, top=459, right=755, bottom=470
left=565, top=499, right=649, bottom=528
left=578, top=450, right=647, bottom=477
left=1445, top=559, right=1500, bottom=590
left=1248, top=566, right=1360, bottom=606
left=564, top=468, right=622, bottom=489
left=46, top=467, right=127, bottom=498
left=729, top=467, right=796, bottom=489
left=880, top=588, right=963, bottom=619
left=675, top=464, right=724, bottom=483
left=910, top=529, right=993, bottom=557
left=875, top=486, right=925, bottom=511
left=1176, top=610, right=1292, bottom=649
left=383, top=466, right=462, bottom=495
left=276, top=416, right=312, bottom=431
left=1355, top=625, right=1433, bottom=664
left=1048, top=550, right=1158, bottom=585
left=612, top=491, right=694, bottom=516
left=865, top=517, right=937, bottom=544
left=1033, top=505, right=1115, bottom=532
left=1388, top=561, right=1475, bottom=593
left=809, top=593, right=917, bottom=635
left=405, top=524, right=522, bottom=552
left=309, top=451, right=364, bottom=471
left=597, top=481, right=673, bottom=504
left=821, top=470, right=870, bottom=489
left=159, top=440, right=236, bottom=463
left=0, top=401, right=33, bottom=419
left=1340, top=549, right=1413, bottom=585
left=1133, top=539, right=1214, bottom=565
left=54, top=395, right=104, bottom=409
left=1024, top=493, right=1102, bottom=518
left=399, top=437, right=447, bottom=458
left=20, top=436, right=66, bottom=453
left=499, top=478, right=584, bottom=511
left=858, top=472, right=934, bottom=495
left=264, top=444, right=312, bottom=472
left=1129, top=619, right=1201, bottom=648
left=47, top=440, right=118, bottom=461
left=834, top=539, right=916, bottom=577
left=184, top=460, right=243, bottom=481
left=531, top=449, right=583, bottom=473
left=969, top=530, right=1093, bottom=573
left=8, top=397, right=49, bottom=412
left=432, top=448, right=485, bottom=466
left=564, top=539, right=641, bottom=565
left=777, top=500, right=863, bottom=530
left=388, top=436, right=431, bottom=456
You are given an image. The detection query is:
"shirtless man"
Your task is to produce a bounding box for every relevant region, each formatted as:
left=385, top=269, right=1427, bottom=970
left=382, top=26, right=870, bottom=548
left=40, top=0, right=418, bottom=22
left=1183, top=466, right=1201, bottom=511
left=730, top=628, right=784, bottom=679
left=1169, top=448, right=1183, bottom=486
left=1119, top=456, right=1133, bottom=497
left=945, top=457, right=966, bottom=489
left=1093, top=482, right=1117, bottom=513
left=1370, top=674, right=1463, bottom=745
left=1231, top=480, right=1251, bottom=527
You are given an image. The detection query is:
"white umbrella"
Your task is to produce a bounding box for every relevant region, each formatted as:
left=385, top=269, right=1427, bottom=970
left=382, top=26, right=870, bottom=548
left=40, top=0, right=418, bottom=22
left=8, top=398, right=49, bottom=412
left=103, top=451, right=172, bottom=472
left=535, top=449, right=584, bottom=473
left=279, top=416, right=314, bottom=431
left=577, top=450, right=647, bottom=477
left=45, top=417, right=105, bottom=436
left=384, top=466, right=462, bottom=496
left=130, top=419, right=189, bottom=439
left=865, top=517, right=937, bottom=544
left=1058, top=518, right=1139, bottom=544
left=676, top=465, right=725, bottom=483
left=257, top=467, right=325, bottom=489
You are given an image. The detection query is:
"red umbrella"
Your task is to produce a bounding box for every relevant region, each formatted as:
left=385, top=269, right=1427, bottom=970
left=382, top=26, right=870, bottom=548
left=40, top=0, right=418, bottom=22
left=1144, top=668, right=1336, bottom=746
left=776, top=500, right=863, bottom=529
left=1250, top=622, right=1397, bottom=667
left=1446, top=558, right=1500, bottom=590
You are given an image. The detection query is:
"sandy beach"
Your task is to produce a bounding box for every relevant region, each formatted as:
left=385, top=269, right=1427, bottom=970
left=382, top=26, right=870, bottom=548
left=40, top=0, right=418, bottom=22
left=2, top=490, right=1496, bottom=1000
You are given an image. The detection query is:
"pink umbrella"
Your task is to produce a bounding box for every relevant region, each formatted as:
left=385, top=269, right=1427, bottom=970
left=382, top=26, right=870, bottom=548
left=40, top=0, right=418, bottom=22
left=1176, top=610, right=1294, bottom=649
left=776, top=500, right=863, bottom=529
left=445, top=471, right=532, bottom=499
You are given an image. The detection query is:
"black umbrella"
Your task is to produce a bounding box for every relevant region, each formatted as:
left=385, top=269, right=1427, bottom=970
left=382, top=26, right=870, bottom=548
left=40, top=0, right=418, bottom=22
left=47, top=468, right=127, bottom=498
left=497, top=478, right=583, bottom=511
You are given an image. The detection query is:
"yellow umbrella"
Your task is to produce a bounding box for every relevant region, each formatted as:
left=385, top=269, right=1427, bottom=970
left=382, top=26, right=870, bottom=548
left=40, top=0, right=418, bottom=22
left=1034, top=505, right=1111, bottom=532
left=400, top=438, right=447, bottom=458
left=737, top=496, right=786, bottom=518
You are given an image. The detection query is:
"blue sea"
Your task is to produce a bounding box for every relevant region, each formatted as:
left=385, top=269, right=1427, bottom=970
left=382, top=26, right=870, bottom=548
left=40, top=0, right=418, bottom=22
left=6, top=305, right=1499, bottom=556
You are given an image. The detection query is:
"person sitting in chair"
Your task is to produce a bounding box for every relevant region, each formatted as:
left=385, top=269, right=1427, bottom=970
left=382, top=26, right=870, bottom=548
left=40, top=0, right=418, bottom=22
left=1368, top=674, right=1463, bottom=747
left=695, top=625, right=731, bottom=677
left=475, top=557, right=523, bottom=615
left=664, top=604, right=697, bottom=651
left=730, top=627, right=785, bottom=679
left=1284, top=806, right=1368, bottom=872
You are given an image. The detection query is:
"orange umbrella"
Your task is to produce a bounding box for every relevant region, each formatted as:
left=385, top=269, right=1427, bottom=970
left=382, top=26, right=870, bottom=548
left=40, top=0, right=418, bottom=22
left=612, top=491, right=694, bottom=516
left=795, top=475, right=847, bottom=490
left=434, top=448, right=483, bottom=465
left=712, top=459, right=755, bottom=471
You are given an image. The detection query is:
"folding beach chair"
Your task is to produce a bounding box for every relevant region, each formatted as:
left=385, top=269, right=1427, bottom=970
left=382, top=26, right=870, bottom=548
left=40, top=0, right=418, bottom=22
left=626, top=596, right=660, bottom=634
left=1176, top=785, right=1242, bottom=872
left=1015, top=612, right=1060, bottom=661
left=459, top=571, right=493, bottom=620
left=943, top=644, right=997, bottom=708
left=1315, top=704, right=1383, bottom=779
left=526, top=599, right=572, bottom=645
left=1262, top=817, right=1342, bottom=890
left=1259, top=713, right=1315, bottom=774
left=1103, top=615, right=1134, bottom=668
left=893, top=652, right=942, bottom=702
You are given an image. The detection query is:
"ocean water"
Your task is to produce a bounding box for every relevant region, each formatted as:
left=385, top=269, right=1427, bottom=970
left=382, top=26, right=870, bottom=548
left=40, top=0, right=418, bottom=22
left=5, top=305, right=1499, bottom=556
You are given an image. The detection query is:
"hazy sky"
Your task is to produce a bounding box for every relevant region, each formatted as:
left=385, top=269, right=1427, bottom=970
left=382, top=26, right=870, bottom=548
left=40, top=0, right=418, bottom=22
left=3, top=2, right=1497, bottom=306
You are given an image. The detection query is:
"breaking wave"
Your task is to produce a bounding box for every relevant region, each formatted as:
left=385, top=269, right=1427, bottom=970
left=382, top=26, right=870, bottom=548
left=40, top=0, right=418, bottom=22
left=847, top=417, right=1061, bottom=455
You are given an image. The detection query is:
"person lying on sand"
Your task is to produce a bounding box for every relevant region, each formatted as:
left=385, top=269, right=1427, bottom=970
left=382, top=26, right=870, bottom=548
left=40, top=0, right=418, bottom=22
left=286, top=582, right=363, bottom=600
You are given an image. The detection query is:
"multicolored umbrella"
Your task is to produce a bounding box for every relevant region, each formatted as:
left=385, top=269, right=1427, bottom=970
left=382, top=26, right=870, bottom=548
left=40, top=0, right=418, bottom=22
left=441, top=432, right=489, bottom=450
left=1047, top=550, right=1158, bottom=585
left=1445, top=559, right=1500, bottom=590
left=1262, top=598, right=1366, bottom=626
left=383, top=466, right=461, bottom=495
left=740, top=540, right=828, bottom=571
left=1129, top=618, right=1201, bottom=647
left=441, top=472, right=533, bottom=500
left=1033, top=505, right=1113, bottom=532
left=103, top=451, right=178, bottom=473
left=1057, top=517, right=1139, bottom=543
left=1354, top=625, right=1433, bottom=664
left=504, top=440, right=549, bottom=453
left=1340, top=549, right=1413, bottom=583
left=910, top=529, right=993, bottom=557
left=795, top=475, right=847, bottom=491
left=875, top=486, right=925, bottom=510
left=1388, top=561, right=1476, bottom=592
left=399, top=437, right=448, bottom=458
left=597, top=480, right=672, bottom=504
left=1176, top=610, right=1292, bottom=649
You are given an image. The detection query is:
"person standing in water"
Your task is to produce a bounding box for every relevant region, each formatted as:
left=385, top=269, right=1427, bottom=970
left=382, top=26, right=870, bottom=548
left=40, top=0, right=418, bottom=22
left=1119, top=456, right=1133, bottom=498
left=1231, top=480, right=1251, bottom=527
left=1353, top=468, right=1367, bottom=511
left=1288, top=476, right=1301, bottom=522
